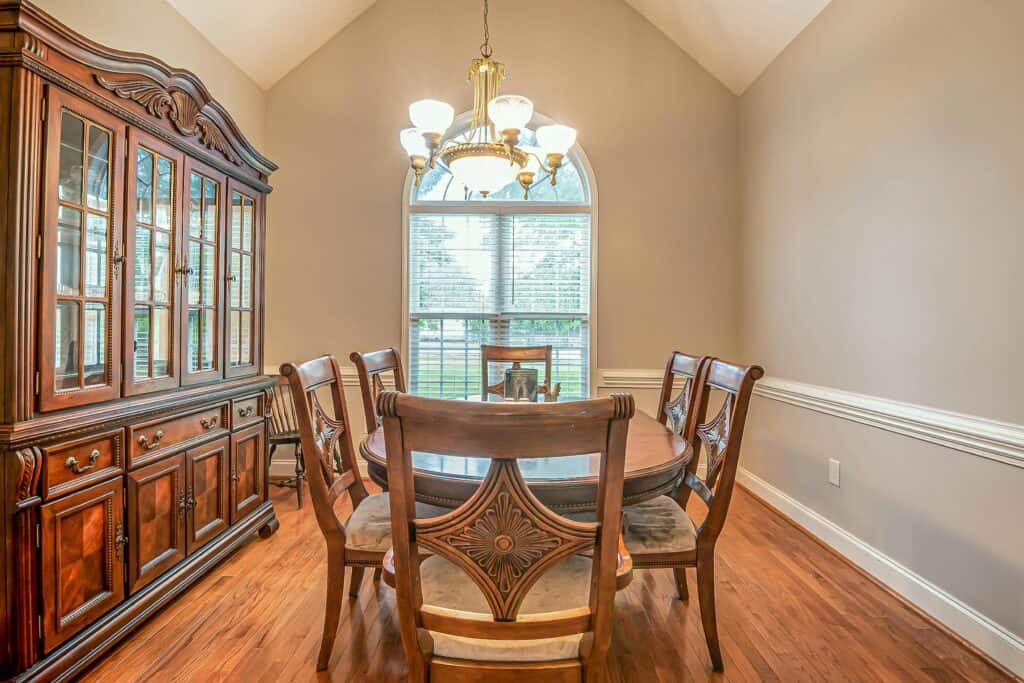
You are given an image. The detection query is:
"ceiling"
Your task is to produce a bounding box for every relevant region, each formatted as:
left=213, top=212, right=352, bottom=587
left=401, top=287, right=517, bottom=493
left=164, top=0, right=377, bottom=90
left=166, top=0, right=831, bottom=95
left=623, top=0, right=832, bottom=94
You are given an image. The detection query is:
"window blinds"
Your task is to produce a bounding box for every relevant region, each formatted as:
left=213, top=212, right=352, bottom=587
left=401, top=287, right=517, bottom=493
left=409, top=212, right=591, bottom=399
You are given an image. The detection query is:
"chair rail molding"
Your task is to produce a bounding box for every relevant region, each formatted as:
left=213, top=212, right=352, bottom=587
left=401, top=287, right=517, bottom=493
left=754, top=376, right=1024, bottom=470
left=596, top=369, right=1024, bottom=469
left=264, top=365, right=395, bottom=390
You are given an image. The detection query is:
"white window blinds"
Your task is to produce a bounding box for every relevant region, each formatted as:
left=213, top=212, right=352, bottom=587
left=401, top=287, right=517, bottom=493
left=409, top=212, right=591, bottom=399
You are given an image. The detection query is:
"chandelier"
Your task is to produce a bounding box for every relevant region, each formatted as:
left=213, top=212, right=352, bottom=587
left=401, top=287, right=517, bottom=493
left=399, top=0, right=577, bottom=198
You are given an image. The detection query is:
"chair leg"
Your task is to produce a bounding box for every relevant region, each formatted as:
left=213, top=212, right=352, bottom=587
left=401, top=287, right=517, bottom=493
left=317, top=550, right=345, bottom=671
left=696, top=553, right=723, bottom=672
left=294, top=445, right=304, bottom=509
left=372, top=567, right=382, bottom=583
left=348, top=566, right=365, bottom=598
left=673, top=567, right=689, bottom=601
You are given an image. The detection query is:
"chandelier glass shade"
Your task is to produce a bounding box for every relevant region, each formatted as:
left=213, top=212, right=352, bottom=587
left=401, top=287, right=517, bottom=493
left=399, top=0, right=576, bottom=198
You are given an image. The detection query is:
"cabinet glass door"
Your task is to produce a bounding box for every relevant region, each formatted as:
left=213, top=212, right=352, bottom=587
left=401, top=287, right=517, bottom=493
left=181, top=159, right=225, bottom=385
left=225, top=180, right=261, bottom=377
left=124, top=131, right=182, bottom=394
left=39, top=89, right=124, bottom=411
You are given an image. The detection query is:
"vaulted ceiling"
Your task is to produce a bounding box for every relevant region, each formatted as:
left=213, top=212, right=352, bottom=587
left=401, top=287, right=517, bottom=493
left=166, top=0, right=831, bottom=94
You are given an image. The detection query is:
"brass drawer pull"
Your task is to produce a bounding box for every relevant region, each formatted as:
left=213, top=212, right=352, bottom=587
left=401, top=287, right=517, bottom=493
left=238, top=406, right=255, bottom=418
left=201, top=416, right=219, bottom=429
left=65, top=449, right=101, bottom=474
left=137, top=430, right=164, bottom=450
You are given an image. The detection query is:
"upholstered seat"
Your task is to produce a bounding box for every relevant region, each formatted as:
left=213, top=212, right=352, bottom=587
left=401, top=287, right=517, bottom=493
left=344, top=493, right=449, bottom=551
left=621, top=495, right=697, bottom=554
left=417, top=554, right=592, bottom=662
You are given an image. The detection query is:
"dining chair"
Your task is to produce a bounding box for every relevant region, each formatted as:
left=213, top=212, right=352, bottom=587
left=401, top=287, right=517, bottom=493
left=378, top=390, right=635, bottom=682
left=621, top=357, right=763, bottom=672
left=480, top=344, right=558, bottom=400
left=349, top=347, right=407, bottom=434
left=280, top=355, right=447, bottom=671
left=267, top=374, right=305, bottom=508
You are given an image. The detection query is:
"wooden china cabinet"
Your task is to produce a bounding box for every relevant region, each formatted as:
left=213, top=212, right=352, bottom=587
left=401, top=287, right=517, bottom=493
left=0, top=3, right=279, bottom=680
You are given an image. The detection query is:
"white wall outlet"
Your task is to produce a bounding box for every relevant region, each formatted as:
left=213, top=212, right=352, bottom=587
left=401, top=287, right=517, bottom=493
left=828, top=458, right=841, bottom=487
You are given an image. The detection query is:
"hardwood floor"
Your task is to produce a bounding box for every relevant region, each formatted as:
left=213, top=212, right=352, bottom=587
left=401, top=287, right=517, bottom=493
left=80, top=483, right=1012, bottom=682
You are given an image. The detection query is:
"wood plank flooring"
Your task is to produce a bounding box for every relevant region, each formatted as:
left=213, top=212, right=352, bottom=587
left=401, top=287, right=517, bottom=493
left=80, top=484, right=1013, bottom=682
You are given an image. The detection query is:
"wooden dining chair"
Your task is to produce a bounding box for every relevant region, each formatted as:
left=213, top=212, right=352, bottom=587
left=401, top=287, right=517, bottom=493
left=378, top=390, right=635, bottom=682
left=349, top=347, right=407, bottom=434
left=655, top=351, right=710, bottom=439
left=621, top=357, right=763, bottom=672
left=480, top=344, right=558, bottom=400
left=280, top=355, right=447, bottom=671
left=267, top=374, right=305, bottom=508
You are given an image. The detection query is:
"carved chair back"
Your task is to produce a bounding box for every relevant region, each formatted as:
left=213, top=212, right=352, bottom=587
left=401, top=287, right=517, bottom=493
left=480, top=344, right=554, bottom=400
left=268, top=374, right=299, bottom=440
left=378, top=391, right=634, bottom=670
left=349, top=348, right=407, bottom=434
left=280, top=355, right=368, bottom=539
left=656, top=352, right=710, bottom=509
left=655, top=351, right=710, bottom=439
left=681, top=359, right=764, bottom=546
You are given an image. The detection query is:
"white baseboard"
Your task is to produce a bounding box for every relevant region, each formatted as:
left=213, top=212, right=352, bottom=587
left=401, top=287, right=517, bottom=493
left=737, top=467, right=1024, bottom=678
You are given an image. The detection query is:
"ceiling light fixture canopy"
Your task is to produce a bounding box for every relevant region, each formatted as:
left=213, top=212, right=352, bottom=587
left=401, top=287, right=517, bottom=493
left=400, top=0, right=577, bottom=198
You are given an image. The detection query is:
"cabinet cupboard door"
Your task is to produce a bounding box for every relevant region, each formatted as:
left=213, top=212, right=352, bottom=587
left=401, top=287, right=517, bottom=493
left=180, top=157, right=225, bottom=386
left=224, top=180, right=262, bottom=378
left=124, top=130, right=183, bottom=395
left=187, top=437, right=230, bottom=551
left=40, top=478, right=125, bottom=652
left=38, top=87, right=125, bottom=411
left=127, top=454, right=186, bottom=594
left=230, top=424, right=265, bottom=523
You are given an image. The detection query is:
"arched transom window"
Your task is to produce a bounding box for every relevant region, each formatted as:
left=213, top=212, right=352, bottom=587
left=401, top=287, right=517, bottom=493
left=404, top=113, right=595, bottom=400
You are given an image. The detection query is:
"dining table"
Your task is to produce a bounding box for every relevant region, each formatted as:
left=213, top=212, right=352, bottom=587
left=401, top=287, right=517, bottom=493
left=358, top=397, right=693, bottom=514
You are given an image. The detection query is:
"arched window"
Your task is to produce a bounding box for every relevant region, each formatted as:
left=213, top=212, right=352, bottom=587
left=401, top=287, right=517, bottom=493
left=403, top=112, right=596, bottom=400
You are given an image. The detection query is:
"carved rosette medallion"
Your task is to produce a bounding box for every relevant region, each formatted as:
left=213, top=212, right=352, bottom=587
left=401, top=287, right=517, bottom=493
left=663, top=376, right=692, bottom=436
left=311, top=393, right=344, bottom=480
left=698, top=395, right=732, bottom=484
left=447, top=491, right=562, bottom=594
left=416, top=458, right=596, bottom=620
left=94, top=75, right=240, bottom=165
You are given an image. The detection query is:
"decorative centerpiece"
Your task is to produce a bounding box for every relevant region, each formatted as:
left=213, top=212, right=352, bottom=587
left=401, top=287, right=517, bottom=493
left=504, top=368, right=539, bottom=401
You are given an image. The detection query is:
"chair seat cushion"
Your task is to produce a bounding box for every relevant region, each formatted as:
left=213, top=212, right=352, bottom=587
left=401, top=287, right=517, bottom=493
left=344, top=493, right=449, bottom=551
left=621, top=495, right=697, bottom=555
left=418, top=554, right=591, bottom=662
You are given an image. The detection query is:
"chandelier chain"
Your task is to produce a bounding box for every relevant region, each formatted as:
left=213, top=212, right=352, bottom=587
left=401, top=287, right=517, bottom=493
left=480, top=0, right=492, bottom=58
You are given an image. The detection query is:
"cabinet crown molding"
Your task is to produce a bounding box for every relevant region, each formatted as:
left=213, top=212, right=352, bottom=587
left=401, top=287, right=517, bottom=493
left=0, top=0, right=276, bottom=178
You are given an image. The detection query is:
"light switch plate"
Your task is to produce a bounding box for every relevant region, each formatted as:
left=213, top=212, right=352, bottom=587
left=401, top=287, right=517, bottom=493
left=828, top=458, right=841, bottom=487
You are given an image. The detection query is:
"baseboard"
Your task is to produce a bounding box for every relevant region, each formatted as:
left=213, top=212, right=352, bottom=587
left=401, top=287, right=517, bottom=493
left=736, top=467, right=1024, bottom=679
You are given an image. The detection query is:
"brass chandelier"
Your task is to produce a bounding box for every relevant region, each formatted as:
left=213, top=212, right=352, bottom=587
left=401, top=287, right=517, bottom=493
left=400, top=0, right=577, bottom=198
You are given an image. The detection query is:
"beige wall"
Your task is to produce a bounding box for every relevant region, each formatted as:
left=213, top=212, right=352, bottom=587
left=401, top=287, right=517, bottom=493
left=739, top=0, right=1024, bottom=643
left=36, top=0, right=267, bottom=148
left=263, top=0, right=740, bottom=377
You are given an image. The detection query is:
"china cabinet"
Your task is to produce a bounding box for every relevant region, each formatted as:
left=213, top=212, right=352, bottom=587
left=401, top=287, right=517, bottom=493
left=0, top=2, right=278, bottom=680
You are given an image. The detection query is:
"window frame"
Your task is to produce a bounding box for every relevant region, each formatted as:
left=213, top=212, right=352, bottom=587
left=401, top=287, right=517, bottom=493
left=402, top=111, right=599, bottom=399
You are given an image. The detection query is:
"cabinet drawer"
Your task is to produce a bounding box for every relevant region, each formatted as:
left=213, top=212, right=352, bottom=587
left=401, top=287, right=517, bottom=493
left=231, top=393, right=264, bottom=430
left=42, top=429, right=124, bottom=500
left=128, top=403, right=228, bottom=468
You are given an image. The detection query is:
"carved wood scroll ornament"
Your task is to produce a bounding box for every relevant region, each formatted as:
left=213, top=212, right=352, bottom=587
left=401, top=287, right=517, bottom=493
left=94, top=75, right=239, bottom=165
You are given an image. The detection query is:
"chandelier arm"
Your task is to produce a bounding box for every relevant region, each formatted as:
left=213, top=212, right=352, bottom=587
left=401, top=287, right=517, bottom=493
left=526, top=150, right=554, bottom=174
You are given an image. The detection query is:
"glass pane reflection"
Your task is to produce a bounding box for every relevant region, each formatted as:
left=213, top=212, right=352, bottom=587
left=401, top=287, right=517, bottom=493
left=55, top=300, right=79, bottom=390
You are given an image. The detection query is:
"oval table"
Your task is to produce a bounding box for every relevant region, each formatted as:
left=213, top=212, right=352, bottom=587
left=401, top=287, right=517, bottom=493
left=359, top=411, right=692, bottom=513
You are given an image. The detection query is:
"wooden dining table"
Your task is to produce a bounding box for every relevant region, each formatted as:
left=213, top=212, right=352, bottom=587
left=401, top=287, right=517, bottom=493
left=359, top=407, right=692, bottom=513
